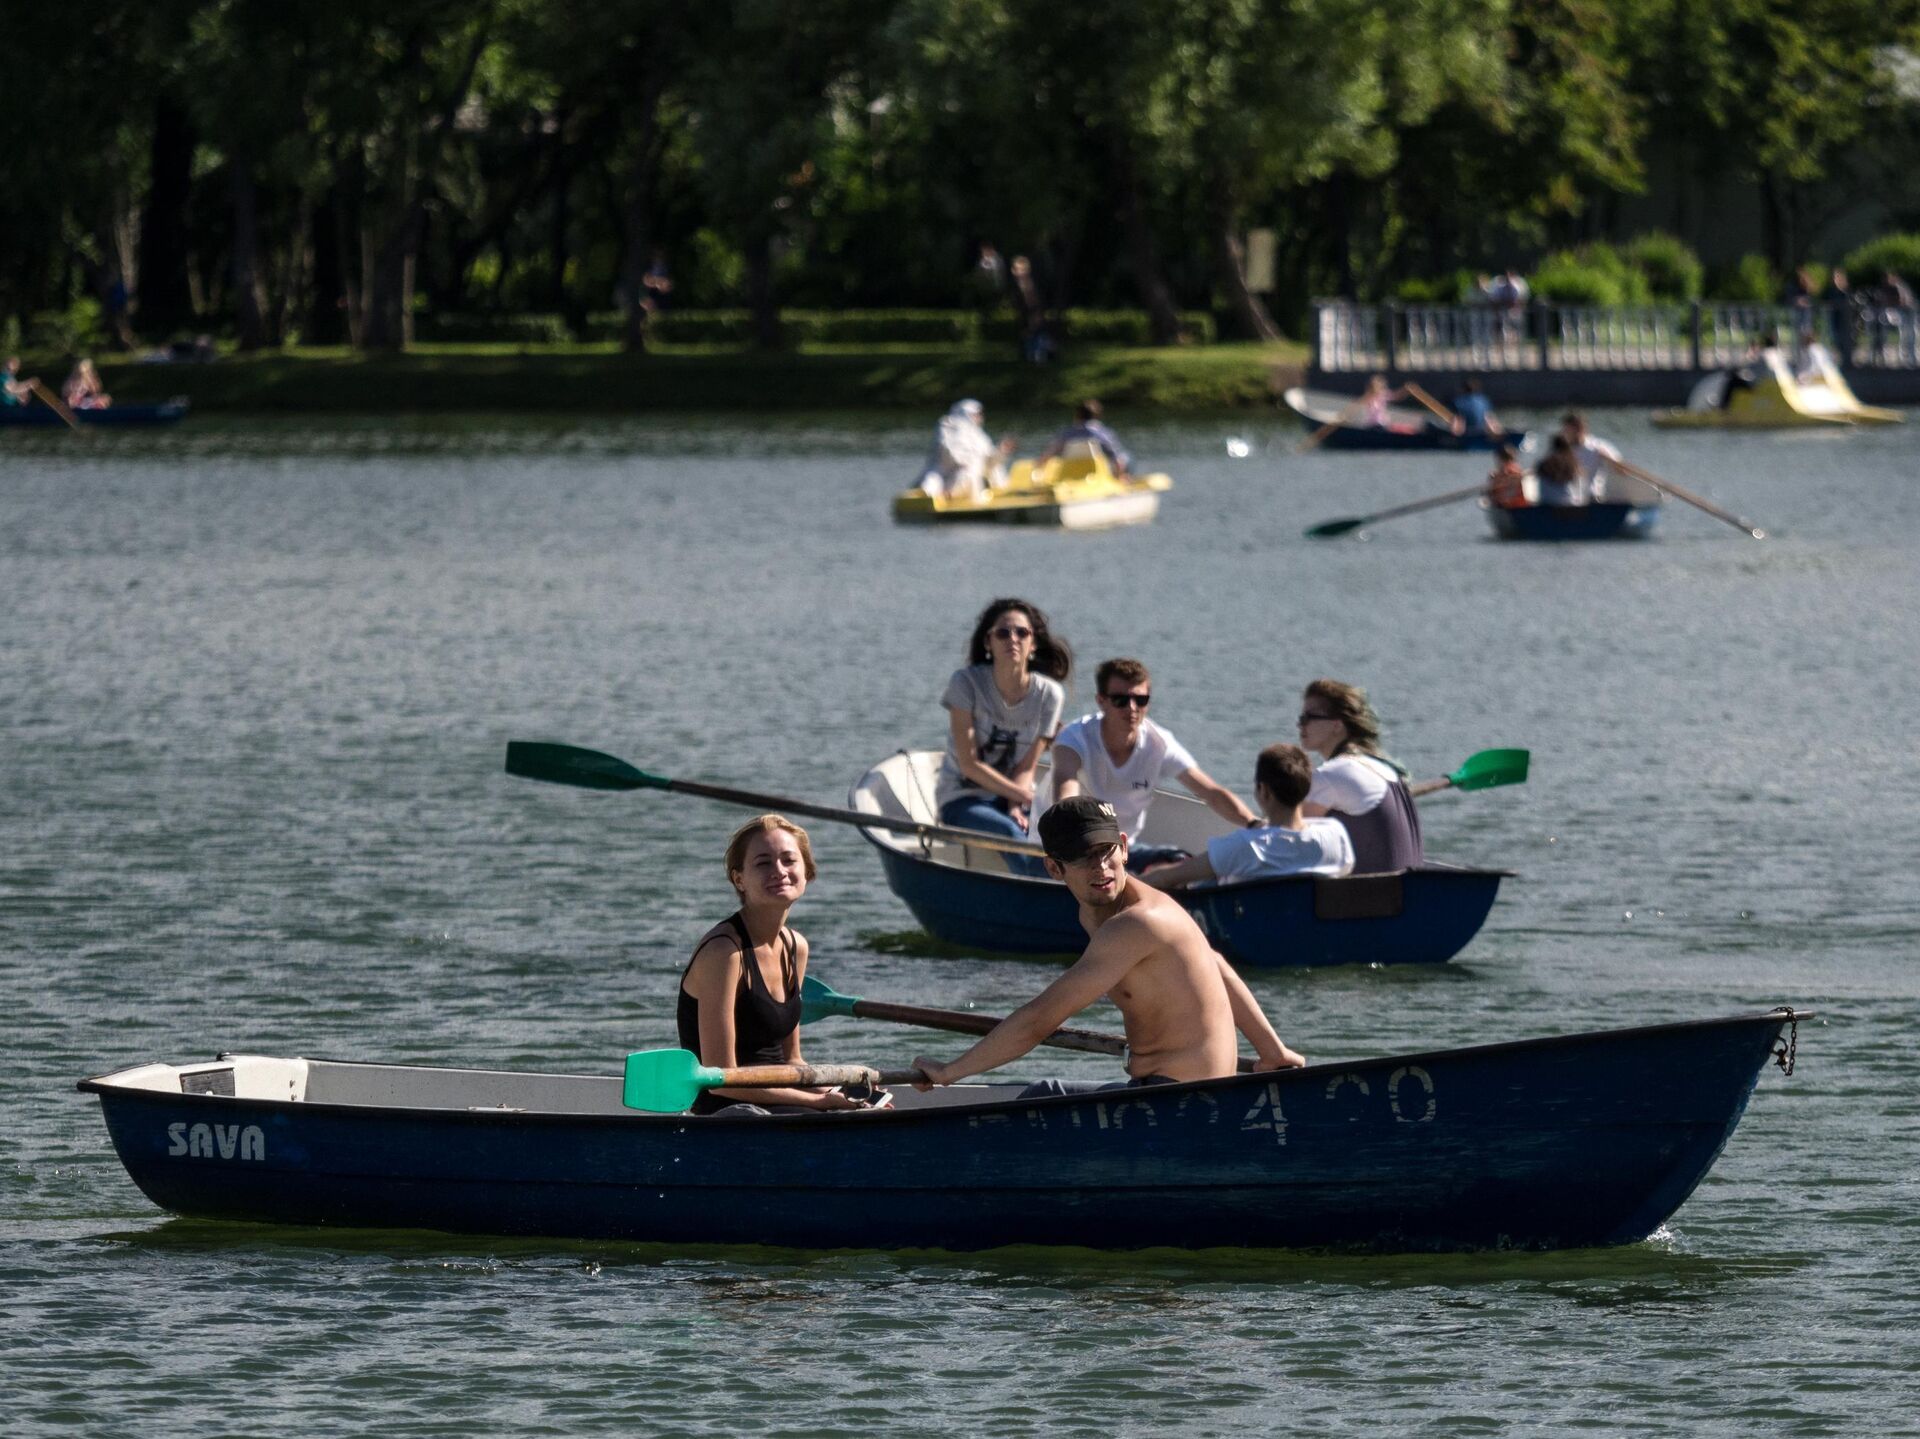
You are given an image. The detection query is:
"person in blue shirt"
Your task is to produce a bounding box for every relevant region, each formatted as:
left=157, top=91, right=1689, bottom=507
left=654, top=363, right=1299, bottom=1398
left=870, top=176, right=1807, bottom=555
left=1449, top=378, right=1502, bottom=438
left=2, top=356, right=38, bottom=406
left=1041, top=399, right=1131, bottom=476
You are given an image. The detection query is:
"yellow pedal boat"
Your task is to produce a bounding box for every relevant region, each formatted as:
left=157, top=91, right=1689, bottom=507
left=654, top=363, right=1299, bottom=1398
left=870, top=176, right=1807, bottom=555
left=893, top=447, right=1171, bottom=529
left=1653, top=349, right=1902, bottom=429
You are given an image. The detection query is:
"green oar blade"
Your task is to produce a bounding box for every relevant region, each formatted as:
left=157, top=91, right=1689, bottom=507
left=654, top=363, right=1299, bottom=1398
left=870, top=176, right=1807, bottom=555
left=623, top=1048, right=724, bottom=1112
left=799, top=973, right=861, bottom=1024
left=1304, top=517, right=1366, bottom=539
left=1448, top=748, right=1530, bottom=792
left=506, top=741, right=664, bottom=792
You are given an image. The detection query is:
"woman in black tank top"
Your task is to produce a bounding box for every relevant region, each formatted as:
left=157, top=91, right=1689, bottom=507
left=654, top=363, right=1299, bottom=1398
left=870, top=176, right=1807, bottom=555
left=677, top=815, right=873, bottom=1115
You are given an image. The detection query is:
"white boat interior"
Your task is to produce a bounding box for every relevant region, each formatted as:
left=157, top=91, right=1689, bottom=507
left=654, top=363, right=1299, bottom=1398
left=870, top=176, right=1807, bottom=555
left=849, top=749, right=1231, bottom=878
left=83, top=1055, right=1025, bottom=1115
left=1284, top=385, right=1432, bottom=431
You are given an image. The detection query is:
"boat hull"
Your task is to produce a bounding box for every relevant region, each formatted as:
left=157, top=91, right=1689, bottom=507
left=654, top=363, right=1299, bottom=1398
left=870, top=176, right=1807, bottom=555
left=1284, top=386, right=1517, bottom=451
left=873, top=840, right=1503, bottom=965
left=79, top=1012, right=1799, bottom=1251
left=0, top=399, right=189, bottom=427
left=1487, top=502, right=1659, bottom=541
left=894, top=449, right=1170, bottom=529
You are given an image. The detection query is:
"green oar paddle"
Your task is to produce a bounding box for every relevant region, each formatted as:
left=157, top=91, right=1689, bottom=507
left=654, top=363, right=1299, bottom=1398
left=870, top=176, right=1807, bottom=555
left=1304, top=482, right=1490, bottom=539
left=506, top=740, right=1047, bottom=857
left=801, top=974, right=1261, bottom=1071
left=622, top=1048, right=928, bottom=1113
left=1406, top=748, right=1530, bottom=799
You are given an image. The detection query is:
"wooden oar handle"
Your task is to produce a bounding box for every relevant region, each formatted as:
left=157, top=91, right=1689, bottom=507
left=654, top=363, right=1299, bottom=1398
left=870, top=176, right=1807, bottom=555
left=718, top=1062, right=927, bottom=1089
left=667, top=776, right=1048, bottom=858
left=852, top=998, right=1130, bottom=1057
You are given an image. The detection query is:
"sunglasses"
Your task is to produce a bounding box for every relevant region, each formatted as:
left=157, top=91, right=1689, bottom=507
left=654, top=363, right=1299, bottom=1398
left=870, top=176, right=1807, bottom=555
left=1103, top=692, right=1151, bottom=708
left=992, top=625, right=1034, bottom=641
left=1297, top=711, right=1338, bottom=725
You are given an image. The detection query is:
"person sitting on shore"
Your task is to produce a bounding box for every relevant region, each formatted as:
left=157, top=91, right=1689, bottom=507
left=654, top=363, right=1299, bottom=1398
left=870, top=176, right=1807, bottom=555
left=1143, top=744, right=1354, bottom=891
left=1558, top=411, right=1621, bottom=500
left=1486, top=443, right=1529, bottom=508
left=911, top=797, right=1305, bottom=1097
left=1051, top=657, right=1258, bottom=872
left=678, top=816, right=887, bottom=1116
left=1040, top=398, right=1131, bottom=476
left=1296, top=679, right=1425, bottom=875
left=935, top=597, right=1070, bottom=876
left=63, top=358, right=110, bottom=410
left=918, top=398, right=1015, bottom=500
left=1450, top=379, right=1503, bottom=438
left=2, top=356, right=38, bottom=407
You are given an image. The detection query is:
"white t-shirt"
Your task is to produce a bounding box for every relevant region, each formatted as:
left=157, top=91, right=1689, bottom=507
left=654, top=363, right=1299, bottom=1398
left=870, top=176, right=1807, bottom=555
left=1052, top=715, right=1197, bottom=842
left=1205, top=818, right=1355, bottom=883
left=1308, top=752, right=1397, bottom=816
left=935, top=665, right=1066, bottom=809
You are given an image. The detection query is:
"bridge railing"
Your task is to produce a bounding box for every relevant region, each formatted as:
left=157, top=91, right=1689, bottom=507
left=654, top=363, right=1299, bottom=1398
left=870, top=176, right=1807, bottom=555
left=1313, top=300, right=1920, bottom=372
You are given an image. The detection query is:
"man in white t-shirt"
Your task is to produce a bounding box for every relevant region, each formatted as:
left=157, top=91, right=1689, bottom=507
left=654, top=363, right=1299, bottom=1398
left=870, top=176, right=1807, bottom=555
left=1143, top=743, right=1354, bottom=890
left=1559, top=411, right=1623, bottom=502
left=1051, top=657, right=1259, bottom=871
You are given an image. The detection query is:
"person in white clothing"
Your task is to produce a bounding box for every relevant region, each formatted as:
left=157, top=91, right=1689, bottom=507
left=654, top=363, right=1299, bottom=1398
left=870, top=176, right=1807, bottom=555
left=1144, top=744, right=1353, bottom=890
left=1559, top=411, right=1622, bottom=502
left=918, top=398, right=1016, bottom=500
left=1296, top=678, right=1424, bottom=874
left=1052, top=658, right=1258, bottom=871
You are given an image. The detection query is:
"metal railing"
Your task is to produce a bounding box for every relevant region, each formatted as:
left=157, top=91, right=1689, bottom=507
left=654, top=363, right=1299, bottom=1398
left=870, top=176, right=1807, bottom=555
left=1313, top=300, right=1920, bottom=372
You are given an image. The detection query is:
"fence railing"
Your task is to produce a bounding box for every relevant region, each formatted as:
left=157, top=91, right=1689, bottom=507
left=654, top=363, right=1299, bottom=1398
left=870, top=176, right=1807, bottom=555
left=1313, top=300, right=1920, bottom=373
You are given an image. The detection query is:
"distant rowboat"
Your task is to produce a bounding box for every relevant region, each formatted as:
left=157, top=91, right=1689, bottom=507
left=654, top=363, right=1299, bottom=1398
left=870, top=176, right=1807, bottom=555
left=1285, top=386, right=1518, bottom=451
left=0, top=398, right=189, bottom=428
left=77, top=1008, right=1805, bottom=1251
left=1486, top=500, right=1660, bottom=541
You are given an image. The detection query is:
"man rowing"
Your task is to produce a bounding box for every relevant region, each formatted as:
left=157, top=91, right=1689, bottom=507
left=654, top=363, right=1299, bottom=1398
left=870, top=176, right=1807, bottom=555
left=1559, top=411, right=1622, bottom=502
left=911, top=797, right=1305, bottom=1095
left=1051, top=657, right=1258, bottom=871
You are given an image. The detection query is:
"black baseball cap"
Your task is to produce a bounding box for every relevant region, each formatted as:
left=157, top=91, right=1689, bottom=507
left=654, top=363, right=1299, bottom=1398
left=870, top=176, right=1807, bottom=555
left=1038, top=797, right=1124, bottom=862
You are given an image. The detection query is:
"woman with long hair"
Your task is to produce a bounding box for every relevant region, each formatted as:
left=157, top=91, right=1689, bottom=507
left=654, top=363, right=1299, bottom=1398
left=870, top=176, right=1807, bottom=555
left=933, top=597, right=1071, bottom=873
left=676, top=815, right=883, bottom=1115
left=1295, top=678, right=1425, bottom=874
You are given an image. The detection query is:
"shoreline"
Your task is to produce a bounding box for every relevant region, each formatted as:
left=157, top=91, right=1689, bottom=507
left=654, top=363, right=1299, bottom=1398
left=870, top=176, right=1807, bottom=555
left=54, top=343, right=1309, bottom=414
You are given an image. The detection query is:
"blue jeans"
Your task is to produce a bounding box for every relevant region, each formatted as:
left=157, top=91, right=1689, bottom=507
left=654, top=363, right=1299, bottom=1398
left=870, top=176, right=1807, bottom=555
left=939, top=794, right=1048, bottom=877
left=1125, top=844, right=1190, bottom=873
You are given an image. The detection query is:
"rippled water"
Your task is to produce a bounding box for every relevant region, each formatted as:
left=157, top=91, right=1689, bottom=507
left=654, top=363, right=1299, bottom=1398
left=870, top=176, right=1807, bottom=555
left=4, top=410, right=1918, bottom=1434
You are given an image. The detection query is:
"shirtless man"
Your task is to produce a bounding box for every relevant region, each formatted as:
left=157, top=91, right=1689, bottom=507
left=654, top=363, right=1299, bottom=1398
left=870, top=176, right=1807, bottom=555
left=911, top=797, right=1305, bottom=1093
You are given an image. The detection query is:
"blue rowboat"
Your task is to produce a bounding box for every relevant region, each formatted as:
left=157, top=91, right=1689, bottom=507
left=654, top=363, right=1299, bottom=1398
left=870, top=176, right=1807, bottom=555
left=1487, top=501, right=1660, bottom=541
left=0, top=398, right=189, bottom=427
left=1285, top=386, right=1518, bottom=452
left=76, top=1009, right=1805, bottom=1251
left=850, top=751, right=1507, bottom=964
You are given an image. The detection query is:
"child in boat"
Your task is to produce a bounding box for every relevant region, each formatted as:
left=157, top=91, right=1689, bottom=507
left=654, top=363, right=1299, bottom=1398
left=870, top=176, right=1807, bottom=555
left=911, top=797, right=1305, bottom=1095
left=677, top=815, right=887, bottom=1115
left=1039, top=398, right=1131, bottom=477
left=1142, top=744, right=1354, bottom=890
left=934, top=597, right=1070, bottom=876
left=1486, top=444, right=1529, bottom=508
left=63, top=358, right=111, bottom=410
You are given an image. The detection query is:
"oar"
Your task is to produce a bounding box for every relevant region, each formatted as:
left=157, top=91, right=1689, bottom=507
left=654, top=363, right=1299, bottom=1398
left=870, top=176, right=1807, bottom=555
left=1304, top=481, right=1489, bottom=538
left=1402, top=381, right=1460, bottom=430
left=1405, top=748, right=1530, bottom=799
left=622, top=1047, right=928, bottom=1112
left=1605, top=456, right=1765, bottom=540
left=1295, top=391, right=1370, bottom=453
left=29, top=380, right=83, bottom=431
left=802, top=974, right=1264, bottom=1072
left=505, top=740, right=1048, bottom=857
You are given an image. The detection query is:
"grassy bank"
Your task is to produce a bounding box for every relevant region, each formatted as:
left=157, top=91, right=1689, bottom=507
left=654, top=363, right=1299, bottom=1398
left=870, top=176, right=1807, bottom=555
left=74, top=341, right=1308, bottom=413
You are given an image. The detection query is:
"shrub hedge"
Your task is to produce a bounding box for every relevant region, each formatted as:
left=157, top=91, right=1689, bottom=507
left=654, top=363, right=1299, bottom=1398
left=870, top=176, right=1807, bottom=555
left=432, top=308, right=1217, bottom=347
left=1842, top=234, right=1920, bottom=286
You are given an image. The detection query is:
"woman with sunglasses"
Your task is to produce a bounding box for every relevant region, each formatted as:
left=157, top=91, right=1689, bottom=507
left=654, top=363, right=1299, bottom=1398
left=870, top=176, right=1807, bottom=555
left=1295, top=678, right=1425, bottom=875
left=933, top=598, right=1071, bottom=875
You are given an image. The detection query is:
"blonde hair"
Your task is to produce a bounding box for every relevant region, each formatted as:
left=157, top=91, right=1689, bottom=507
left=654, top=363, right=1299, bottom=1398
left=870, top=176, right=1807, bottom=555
left=724, top=814, right=817, bottom=889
